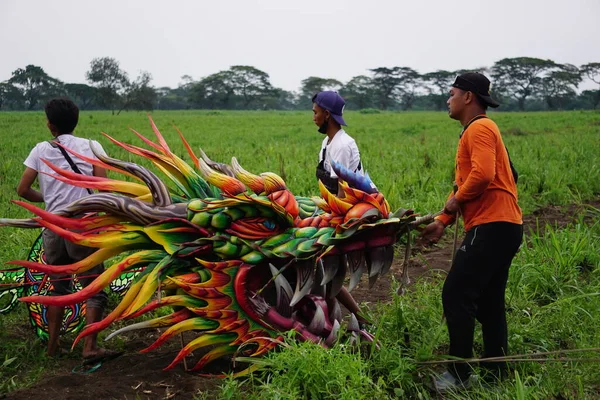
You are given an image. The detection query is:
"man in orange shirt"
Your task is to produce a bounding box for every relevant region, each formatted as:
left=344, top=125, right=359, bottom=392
left=421, top=72, right=523, bottom=391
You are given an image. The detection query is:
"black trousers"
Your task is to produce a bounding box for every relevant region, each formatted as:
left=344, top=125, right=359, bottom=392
left=442, top=222, right=523, bottom=381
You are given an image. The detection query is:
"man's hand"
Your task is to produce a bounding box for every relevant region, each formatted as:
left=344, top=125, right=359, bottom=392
left=443, top=195, right=460, bottom=215
left=419, top=220, right=445, bottom=246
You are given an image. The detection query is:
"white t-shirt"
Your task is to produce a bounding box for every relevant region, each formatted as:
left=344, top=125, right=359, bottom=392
left=318, top=129, right=361, bottom=179
left=24, top=134, right=107, bottom=212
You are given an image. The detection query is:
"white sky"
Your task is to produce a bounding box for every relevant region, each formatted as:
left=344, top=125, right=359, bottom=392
left=1, top=0, right=599, bottom=92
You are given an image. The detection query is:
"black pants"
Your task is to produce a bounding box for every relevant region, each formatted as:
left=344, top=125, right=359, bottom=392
left=442, top=222, right=523, bottom=381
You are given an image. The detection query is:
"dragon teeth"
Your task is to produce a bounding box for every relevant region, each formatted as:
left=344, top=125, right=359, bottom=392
left=380, top=245, right=394, bottom=276
left=307, top=304, right=326, bottom=335
left=328, top=256, right=346, bottom=299
left=367, top=247, right=386, bottom=278
left=348, top=313, right=360, bottom=332
left=328, top=298, right=342, bottom=324
left=320, top=255, right=340, bottom=286
left=325, top=319, right=341, bottom=347
left=346, top=251, right=365, bottom=292
left=311, top=259, right=327, bottom=298
left=269, top=263, right=293, bottom=317
left=290, top=260, right=315, bottom=307
left=366, top=247, right=389, bottom=289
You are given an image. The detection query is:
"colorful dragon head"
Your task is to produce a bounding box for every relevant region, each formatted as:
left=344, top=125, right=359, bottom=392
left=0, top=118, right=416, bottom=374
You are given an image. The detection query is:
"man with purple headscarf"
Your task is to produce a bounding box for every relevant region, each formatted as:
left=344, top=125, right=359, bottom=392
left=312, top=91, right=362, bottom=198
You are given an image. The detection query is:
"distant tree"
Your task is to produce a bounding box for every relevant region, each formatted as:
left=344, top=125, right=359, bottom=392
left=262, top=88, right=297, bottom=110
left=580, top=62, right=600, bottom=86
left=580, top=90, right=600, bottom=109
left=117, top=71, right=157, bottom=114
left=0, top=82, right=25, bottom=110
left=177, top=75, right=195, bottom=95
left=229, top=65, right=274, bottom=108
left=163, top=75, right=196, bottom=109
left=369, top=67, right=403, bottom=110
left=298, top=77, right=343, bottom=109
left=395, top=67, right=421, bottom=110
left=491, top=57, right=556, bottom=111
left=86, top=57, right=129, bottom=114
left=189, top=70, right=235, bottom=109
left=8, top=65, right=63, bottom=110
left=155, top=86, right=171, bottom=110
left=64, top=83, right=98, bottom=110
left=422, top=70, right=455, bottom=111
left=580, top=63, right=600, bottom=109
left=341, top=75, right=374, bottom=109
left=539, top=64, right=581, bottom=110
left=188, top=66, right=276, bottom=110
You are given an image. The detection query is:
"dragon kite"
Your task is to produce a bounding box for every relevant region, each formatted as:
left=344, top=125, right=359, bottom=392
left=0, top=118, right=418, bottom=374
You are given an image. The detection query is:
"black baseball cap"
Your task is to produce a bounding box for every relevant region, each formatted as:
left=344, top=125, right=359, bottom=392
left=452, top=72, right=500, bottom=108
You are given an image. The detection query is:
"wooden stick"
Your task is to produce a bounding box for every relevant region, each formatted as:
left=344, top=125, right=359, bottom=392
left=417, top=347, right=600, bottom=365
left=451, top=211, right=461, bottom=263
left=419, top=357, right=600, bottom=365
left=180, top=333, right=188, bottom=371
left=397, top=229, right=412, bottom=296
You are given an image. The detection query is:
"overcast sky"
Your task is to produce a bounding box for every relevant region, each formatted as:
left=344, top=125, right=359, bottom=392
left=1, top=0, right=599, bottom=92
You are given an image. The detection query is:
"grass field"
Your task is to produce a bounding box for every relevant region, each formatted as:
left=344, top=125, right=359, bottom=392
left=0, top=110, right=599, bottom=398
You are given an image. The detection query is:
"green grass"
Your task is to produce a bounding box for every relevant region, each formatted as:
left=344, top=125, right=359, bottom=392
left=221, top=208, right=600, bottom=399
left=0, top=110, right=599, bottom=398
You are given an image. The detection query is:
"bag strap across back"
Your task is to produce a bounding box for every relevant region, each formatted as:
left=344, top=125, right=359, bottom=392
left=48, top=140, right=94, bottom=195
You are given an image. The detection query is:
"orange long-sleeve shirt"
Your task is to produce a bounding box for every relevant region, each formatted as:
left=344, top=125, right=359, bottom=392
left=436, top=116, right=522, bottom=231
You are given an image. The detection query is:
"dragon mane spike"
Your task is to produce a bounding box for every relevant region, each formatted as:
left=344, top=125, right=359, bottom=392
left=175, top=125, right=200, bottom=168
left=128, top=128, right=166, bottom=155
left=164, top=333, right=236, bottom=370
left=231, top=157, right=265, bottom=195
left=260, top=172, right=286, bottom=195
left=317, top=180, right=353, bottom=215
left=331, top=160, right=378, bottom=194
left=148, top=115, right=172, bottom=154
left=198, top=158, right=246, bottom=196
left=199, top=149, right=236, bottom=177
left=39, top=161, right=150, bottom=198
left=105, top=309, right=193, bottom=341
left=310, top=196, right=331, bottom=213
left=58, top=139, right=140, bottom=181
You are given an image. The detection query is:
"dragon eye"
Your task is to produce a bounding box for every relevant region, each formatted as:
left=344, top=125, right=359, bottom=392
left=263, top=220, right=276, bottom=230
left=227, top=217, right=283, bottom=240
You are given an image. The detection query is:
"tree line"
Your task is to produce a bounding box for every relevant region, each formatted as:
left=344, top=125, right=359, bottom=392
left=1, top=57, right=599, bottom=112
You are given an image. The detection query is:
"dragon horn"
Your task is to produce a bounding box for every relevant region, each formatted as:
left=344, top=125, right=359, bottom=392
left=231, top=157, right=265, bottom=195
left=90, top=142, right=172, bottom=207
left=199, top=148, right=235, bottom=177
left=198, top=158, right=246, bottom=195
left=260, top=172, right=286, bottom=195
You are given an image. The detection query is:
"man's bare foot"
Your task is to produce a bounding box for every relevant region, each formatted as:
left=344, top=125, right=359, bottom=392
left=82, top=348, right=124, bottom=365
left=47, top=345, right=70, bottom=358
left=82, top=347, right=125, bottom=362
left=82, top=347, right=114, bottom=359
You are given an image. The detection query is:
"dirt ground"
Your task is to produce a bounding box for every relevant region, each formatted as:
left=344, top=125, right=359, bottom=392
left=3, top=200, right=598, bottom=400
